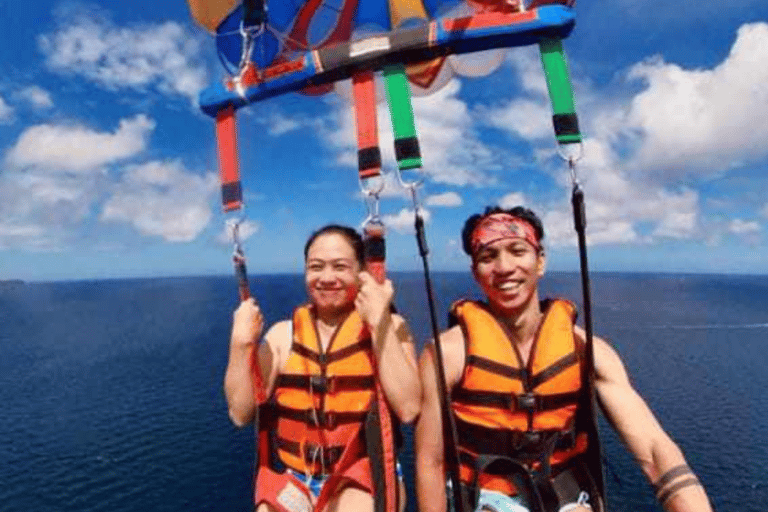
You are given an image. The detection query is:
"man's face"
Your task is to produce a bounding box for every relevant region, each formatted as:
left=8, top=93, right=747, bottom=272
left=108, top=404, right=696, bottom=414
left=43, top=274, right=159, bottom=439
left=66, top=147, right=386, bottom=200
left=305, top=233, right=360, bottom=315
left=472, top=237, right=545, bottom=315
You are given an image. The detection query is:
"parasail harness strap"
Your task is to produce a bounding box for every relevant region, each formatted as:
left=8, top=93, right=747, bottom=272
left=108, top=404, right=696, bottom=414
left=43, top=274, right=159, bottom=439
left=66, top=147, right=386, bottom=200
left=383, top=64, right=468, bottom=512
left=540, top=36, right=606, bottom=512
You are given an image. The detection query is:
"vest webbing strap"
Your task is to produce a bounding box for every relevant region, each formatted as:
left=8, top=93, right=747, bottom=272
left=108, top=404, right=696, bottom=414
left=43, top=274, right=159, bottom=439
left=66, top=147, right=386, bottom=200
left=539, top=38, right=582, bottom=145
left=452, top=388, right=580, bottom=412
left=455, top=416, right=578, bottom=459
left=215, top=106, right=243, bottom=212
left=353, top=72, right=383, bottom=179
left=269, top=404, right=368, bottom=428
left=275, top=374, right=375, bottom=393
left=383, top=65, right=423, bottom=171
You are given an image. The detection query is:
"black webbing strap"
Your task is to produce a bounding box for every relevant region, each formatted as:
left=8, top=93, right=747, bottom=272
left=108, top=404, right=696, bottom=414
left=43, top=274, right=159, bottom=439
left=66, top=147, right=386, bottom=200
left=413, top=212, right=467, bottom=512
left=275, top=374, right=375, bottom=393
left=572, top=178, right=606, bottom=512
left=452, top=388, right=580, bottom=413
left=269, top=404, right=368, bottom=429
left=291, top=339, right=369, bottom=366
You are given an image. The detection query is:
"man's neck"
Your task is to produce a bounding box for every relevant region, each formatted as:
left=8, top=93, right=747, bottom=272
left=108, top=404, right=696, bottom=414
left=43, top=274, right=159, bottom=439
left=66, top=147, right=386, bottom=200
left=493, top=294, right=543, bottom=347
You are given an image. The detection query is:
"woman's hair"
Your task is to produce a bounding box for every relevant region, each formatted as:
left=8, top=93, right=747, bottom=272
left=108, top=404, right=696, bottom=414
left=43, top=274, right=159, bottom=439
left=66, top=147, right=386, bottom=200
left=304, top=224, right=365, bottom=266
left=461, top=205, right=545, bottom=256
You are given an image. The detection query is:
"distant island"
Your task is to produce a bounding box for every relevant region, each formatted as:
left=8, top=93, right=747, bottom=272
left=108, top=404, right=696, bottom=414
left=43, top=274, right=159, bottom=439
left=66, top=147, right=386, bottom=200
left=0, top=279, right=25, bottom=288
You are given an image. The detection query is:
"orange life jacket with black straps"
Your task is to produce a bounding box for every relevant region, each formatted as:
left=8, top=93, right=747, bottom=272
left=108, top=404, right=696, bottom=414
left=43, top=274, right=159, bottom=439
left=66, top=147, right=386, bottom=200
left=449, top=298, right=602, bottom=512
left=270, top=304, right=376, bottom=475
left=254, top=304, right=399, bottom=512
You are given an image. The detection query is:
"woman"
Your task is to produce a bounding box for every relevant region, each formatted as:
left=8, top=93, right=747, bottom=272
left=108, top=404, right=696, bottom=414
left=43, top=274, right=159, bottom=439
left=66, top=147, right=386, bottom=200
left=225, top=225, right=421, bottom=512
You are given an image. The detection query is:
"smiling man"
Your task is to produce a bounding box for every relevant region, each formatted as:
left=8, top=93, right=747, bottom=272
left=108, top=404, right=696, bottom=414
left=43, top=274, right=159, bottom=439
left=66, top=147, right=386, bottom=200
left=415, top=206, right=713, bottom=512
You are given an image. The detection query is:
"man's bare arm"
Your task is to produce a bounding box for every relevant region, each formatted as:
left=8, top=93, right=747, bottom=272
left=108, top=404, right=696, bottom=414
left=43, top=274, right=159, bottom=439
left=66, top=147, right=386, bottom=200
left=582, top=327, right=713, bottom=512
left=415, top=326, right=466, bottom=512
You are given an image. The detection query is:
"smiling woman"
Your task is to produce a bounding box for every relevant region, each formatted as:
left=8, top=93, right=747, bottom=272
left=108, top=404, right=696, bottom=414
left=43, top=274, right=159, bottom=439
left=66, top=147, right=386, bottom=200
left=224, top=222, right=421, bottom=512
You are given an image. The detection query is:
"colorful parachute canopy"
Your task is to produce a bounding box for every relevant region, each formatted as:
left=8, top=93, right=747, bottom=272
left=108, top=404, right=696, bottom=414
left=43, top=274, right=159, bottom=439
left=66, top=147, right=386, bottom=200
left=187, top=0, right=576, bottom=117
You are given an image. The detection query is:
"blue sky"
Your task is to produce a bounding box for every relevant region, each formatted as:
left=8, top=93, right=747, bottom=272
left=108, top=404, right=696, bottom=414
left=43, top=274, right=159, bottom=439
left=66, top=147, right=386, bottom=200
left=2, top=0, right=768, bottom=281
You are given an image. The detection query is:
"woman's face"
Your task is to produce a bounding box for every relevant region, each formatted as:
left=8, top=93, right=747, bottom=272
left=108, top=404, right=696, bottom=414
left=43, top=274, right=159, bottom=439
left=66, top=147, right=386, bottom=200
left=305, top=233, right=361, bottom=315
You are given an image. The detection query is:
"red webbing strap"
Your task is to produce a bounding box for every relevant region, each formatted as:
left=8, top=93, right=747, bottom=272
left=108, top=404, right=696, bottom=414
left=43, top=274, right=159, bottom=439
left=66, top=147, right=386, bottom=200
left=215, top=106, right=243, bottom=212
left=353, top=72, right=382, bottom=180
left=364, top=223, right=397, bottom=512
left=248, top=327, right=267, bottom=405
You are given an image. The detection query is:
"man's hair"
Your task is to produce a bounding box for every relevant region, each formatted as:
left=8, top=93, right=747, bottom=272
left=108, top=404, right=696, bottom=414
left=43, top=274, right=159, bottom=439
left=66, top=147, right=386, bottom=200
left=461, top=206, right=545, bottom=256
left=304, top=224, right=365, bottom=266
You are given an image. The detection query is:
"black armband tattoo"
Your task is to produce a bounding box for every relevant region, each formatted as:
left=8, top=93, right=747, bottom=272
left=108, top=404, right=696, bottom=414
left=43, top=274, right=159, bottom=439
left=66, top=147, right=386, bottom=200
left=652, top=464, right=693, bottom=494
left=652, top=465, right=701, bottom=506
left=657, top=477, right=702, bottom=505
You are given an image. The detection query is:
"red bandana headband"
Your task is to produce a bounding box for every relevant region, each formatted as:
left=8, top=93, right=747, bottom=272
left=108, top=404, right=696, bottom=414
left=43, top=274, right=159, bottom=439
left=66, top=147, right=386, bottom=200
left=470, top=213, right=540, bottom=256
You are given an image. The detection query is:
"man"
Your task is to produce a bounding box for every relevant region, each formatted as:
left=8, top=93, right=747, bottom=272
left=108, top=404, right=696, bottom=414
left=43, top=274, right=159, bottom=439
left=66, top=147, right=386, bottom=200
left=416, top=206, right=712, bottom=512
left=227, top=225, right=420, bottom=512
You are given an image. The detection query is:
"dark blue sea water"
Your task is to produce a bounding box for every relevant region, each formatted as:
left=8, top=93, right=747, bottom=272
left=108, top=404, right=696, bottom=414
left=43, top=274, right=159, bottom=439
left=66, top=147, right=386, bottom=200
left=1, top=272, right=766, bottom=512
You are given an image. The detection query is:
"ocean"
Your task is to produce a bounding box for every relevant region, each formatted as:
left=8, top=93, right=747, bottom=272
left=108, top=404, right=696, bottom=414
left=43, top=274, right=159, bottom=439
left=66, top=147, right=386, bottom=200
left=1, top=272, right=766, bottom=512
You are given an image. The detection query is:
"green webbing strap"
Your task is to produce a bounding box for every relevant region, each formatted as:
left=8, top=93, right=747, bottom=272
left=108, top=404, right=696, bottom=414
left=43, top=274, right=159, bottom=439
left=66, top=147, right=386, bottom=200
left=383, top=65, right=423, bottom=171
left=539, top=38, right=582, bottom=145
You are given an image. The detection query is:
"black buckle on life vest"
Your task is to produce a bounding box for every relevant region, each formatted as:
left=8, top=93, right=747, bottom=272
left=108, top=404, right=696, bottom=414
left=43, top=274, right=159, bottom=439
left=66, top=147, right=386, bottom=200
left=516, top=393, right=539, bottom=412
left=316, top=410, right=336, bottom=429
left=309, top=375, right=329, bottom=393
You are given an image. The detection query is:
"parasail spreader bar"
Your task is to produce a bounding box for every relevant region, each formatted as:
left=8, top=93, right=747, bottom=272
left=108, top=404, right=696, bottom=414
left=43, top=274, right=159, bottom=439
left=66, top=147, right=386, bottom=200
left=199, top=5, right=575, bottom=117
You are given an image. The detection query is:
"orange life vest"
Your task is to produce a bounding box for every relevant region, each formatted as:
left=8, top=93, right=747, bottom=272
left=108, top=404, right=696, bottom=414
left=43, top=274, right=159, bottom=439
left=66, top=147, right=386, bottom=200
left=272, top=304, right=375, bottom=475
left=254, top=304, right=398, bottom=512
left=450, top=298, right=596, bottom=506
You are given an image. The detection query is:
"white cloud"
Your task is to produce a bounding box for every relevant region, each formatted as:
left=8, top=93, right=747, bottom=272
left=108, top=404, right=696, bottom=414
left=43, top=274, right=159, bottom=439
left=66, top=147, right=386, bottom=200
left=624, top=22, right=768, bottom=174
left=17, top=86, right=53, bottom=109
left=498, top=192, right=527, bottom=209
left=729, top=218, right=761, bottom=234
left=100, top=160, right=217, bottom=242
left=761, top=203, right=768, bottom=218
left=39, top=10, right=208, bottom=103
left=5, top=115, right=154, bottom=173
left=0, top=95, right=13, bottom=124
left=425, top=191, right=462, bottom=207
left=382, top=208, right=432, bottom=234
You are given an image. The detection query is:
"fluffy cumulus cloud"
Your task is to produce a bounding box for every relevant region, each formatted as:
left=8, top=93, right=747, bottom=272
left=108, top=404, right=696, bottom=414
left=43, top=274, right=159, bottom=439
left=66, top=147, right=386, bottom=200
left=0, top=115, right=158, bottom=249
left=17, top=86, right=54, bottom=109
left=426, top=191, right=463, bottom=207
left=0, top=115, right=215, bottom=249
left=624, top=23, right=768, bottom=174
left=100, top=160, right=217, bottom=242
left=0, top=95, right=13, bottom=124
left=39, top=10, right=207, bottom=103
left=5, top=115, right=154, bottom=173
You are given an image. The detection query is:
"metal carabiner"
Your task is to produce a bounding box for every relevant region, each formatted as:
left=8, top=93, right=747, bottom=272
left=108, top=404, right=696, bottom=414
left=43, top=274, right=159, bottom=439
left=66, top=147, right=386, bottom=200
left=556, top=141, right=584, bottom=166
